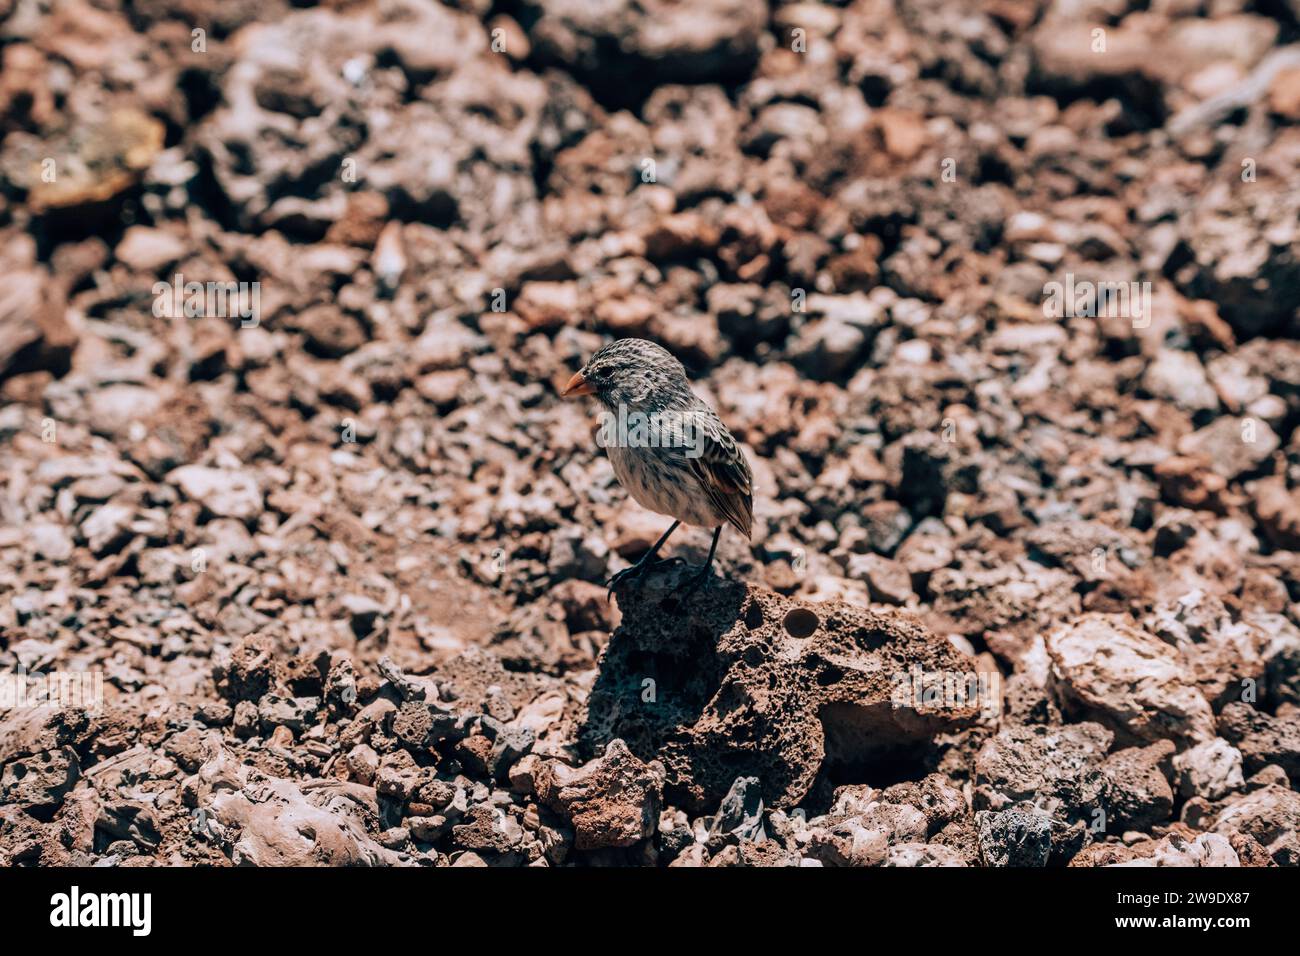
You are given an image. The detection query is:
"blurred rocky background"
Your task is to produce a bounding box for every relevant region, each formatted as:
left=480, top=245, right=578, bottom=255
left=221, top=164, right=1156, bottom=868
left=1, top=0, right=1300, bottom=866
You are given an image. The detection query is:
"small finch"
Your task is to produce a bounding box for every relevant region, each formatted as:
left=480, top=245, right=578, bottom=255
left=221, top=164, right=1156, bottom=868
left=561, top=338, right=753, bottom=595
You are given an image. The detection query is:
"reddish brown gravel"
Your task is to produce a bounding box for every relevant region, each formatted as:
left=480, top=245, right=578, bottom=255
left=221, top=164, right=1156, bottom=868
left=1, top=0, right=1299, bottom=867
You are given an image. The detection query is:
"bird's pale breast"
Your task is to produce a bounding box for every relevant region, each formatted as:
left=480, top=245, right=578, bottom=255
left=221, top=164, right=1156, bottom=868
left=607, top=442, right=722, bottom=528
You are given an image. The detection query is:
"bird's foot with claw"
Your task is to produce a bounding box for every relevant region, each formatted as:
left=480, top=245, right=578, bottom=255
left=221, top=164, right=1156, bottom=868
left=606, top=555, right=685, bottom=598
left=679, top=566, right=712, bottom=596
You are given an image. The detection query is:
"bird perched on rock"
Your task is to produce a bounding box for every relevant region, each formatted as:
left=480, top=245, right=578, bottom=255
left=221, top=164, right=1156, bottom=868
left=561, top=338, right=753, bottom=596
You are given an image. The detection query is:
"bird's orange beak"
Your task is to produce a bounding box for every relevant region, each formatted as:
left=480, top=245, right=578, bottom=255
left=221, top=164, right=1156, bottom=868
left=561, top=371, right=595, bottom=397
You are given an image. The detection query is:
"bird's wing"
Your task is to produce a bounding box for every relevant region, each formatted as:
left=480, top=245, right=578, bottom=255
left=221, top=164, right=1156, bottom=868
left=687, top=412, right=754, bottom=539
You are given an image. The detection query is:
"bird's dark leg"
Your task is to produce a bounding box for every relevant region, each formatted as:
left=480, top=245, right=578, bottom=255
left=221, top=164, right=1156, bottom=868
left=606, top=520, right=681, bottom=596
left=643, top=519, right=681, bottom=563
left=683, top=526, right=723, bottom=594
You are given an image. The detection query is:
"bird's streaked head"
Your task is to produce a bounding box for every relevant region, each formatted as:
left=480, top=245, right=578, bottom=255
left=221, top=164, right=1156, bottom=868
left=561, top=338, right=692, bottom=410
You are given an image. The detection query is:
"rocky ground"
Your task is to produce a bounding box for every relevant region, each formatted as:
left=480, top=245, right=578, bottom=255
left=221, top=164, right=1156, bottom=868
left=2, top=0, right=1300, bottom=867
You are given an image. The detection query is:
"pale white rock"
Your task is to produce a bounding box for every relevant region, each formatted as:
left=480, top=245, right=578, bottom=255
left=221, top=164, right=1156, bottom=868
left=1145, top=590, right=1265, bottom=706
left=30, top=522, right=73, bottom=561
left=115, top=226, right=187, bottom=273
left=88, top=384, right=163, bottom=437
left=1046, top=613, right=1216, bottom=744
left=1111, top=832, right=1239, bottom=867
left=80, top=503, right=134, bottom=556
left=1143, top=350, right=1218, bottom=413
left=1174, top=738, right=1245, bottom=800
left=1213, top=785, right=1300, bottom=865
left=168, top=465, right=263, bottom=520
left=885, top=842, right=967, bottom=867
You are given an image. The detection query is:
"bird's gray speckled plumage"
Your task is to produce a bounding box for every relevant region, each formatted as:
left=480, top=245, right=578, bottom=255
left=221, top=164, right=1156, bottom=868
left=575, top=339, right=753, bottom=537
